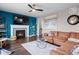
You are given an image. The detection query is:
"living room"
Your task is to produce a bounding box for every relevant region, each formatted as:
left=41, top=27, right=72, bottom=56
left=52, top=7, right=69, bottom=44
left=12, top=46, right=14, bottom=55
left=0, top=3, right=79, bottom=55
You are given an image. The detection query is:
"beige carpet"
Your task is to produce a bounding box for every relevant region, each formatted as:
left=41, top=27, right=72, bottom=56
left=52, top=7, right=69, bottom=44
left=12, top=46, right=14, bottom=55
left=21, top=41, right=58, bottom=55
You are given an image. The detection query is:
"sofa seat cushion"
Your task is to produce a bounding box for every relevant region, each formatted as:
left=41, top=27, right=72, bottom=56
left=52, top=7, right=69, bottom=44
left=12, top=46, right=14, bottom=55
left=53, top=36, right=68, bottom=45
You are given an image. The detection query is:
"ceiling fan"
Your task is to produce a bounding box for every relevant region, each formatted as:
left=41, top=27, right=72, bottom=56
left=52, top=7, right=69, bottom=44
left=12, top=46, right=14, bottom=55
left=28, top=4, right=43, bottom=12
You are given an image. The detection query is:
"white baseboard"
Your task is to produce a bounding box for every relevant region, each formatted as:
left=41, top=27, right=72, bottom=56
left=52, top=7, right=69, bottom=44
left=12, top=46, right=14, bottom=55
left=29, top=34, right=37, bottom=37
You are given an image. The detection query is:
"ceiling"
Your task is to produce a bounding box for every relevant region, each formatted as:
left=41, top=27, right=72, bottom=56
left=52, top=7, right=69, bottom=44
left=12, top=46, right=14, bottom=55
left=0, top=3, right=79, bottom=17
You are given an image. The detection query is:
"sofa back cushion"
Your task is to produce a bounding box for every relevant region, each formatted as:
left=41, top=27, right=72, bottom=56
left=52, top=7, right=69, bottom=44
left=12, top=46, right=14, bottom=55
left=53, top=36, right=68, bottom=45
left=70, top=32, right=76, bottom=38
left=58, top=32, right=70, bottom=38
left=53, top=31, right=58, bottom=36
left=75, top=33, right=79, bottom=39
left=70, top=32, right=79, bottom=39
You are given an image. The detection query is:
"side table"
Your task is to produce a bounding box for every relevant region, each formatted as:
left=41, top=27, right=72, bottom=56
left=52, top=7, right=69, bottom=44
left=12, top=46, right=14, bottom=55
left=0, top=38, right=12, bottom=55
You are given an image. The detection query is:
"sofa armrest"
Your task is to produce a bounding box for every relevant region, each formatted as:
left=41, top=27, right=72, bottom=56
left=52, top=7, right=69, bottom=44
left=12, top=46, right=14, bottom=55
left=50, top=50, right=63, bottom=55
left=54, top=48, right=70, bottom=55
left=43, top=33, right=54, bottom=43
left=44, top=36, right=53, bottom=43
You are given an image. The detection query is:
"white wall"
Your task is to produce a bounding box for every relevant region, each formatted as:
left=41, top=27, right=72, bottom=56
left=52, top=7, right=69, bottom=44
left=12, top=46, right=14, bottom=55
left=57, top=6, right=79, bottom=32
left=37, top=18, right=43, bottom=36
left=37, top=18, right=40, bottom=36
left=37, top=6, right=79, bottom=35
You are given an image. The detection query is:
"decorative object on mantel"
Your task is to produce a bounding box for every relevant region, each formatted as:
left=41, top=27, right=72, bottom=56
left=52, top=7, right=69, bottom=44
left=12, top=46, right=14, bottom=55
left=13, top=15, right=28, bottom=25
left=67, top=15, right=79, bottom=25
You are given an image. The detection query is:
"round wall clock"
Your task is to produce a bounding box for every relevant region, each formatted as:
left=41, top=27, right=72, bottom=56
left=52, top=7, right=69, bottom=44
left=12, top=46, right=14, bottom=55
left=67, top=15, right=79, bottom=25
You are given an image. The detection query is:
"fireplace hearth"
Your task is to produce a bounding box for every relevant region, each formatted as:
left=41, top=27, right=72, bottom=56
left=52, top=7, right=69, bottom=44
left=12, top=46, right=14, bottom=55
left=16, top=30, right=25, bottom=39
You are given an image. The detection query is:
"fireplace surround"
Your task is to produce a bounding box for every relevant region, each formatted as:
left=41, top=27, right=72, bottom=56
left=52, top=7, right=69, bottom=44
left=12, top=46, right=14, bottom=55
left=11, top=25, right=29, bottom=41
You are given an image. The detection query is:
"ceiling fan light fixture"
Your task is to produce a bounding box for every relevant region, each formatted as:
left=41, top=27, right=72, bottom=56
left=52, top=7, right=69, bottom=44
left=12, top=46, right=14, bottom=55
left=32, top=9, right=36, bottom=12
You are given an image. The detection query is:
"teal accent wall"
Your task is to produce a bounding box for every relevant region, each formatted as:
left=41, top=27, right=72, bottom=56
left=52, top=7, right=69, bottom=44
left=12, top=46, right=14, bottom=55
left=29, top=16, right=37, bottom=35
left=0, top=11, right=37, bottom=37
left=0, top=11, right=13, bottom=37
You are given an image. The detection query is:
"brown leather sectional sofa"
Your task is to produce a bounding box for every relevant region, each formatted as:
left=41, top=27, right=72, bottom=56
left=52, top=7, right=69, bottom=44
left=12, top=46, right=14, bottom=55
left=43, top=31, right=79, bottom=55
left=50, top=41, right=79, bottom=55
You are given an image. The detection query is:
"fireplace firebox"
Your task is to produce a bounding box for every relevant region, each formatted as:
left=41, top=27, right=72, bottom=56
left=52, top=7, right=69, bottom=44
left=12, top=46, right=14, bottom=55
left=16, top=30, right=25, bottom=39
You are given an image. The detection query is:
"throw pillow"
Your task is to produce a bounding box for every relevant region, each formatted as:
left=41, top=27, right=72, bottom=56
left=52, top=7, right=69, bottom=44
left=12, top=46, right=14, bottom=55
left=48, top=31, right=54, bottom=36
left=68, top=38, right=79, bottom=43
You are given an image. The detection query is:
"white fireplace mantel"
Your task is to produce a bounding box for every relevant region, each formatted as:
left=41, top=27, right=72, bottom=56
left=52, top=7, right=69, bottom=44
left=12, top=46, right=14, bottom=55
left=11, top=25, right=29, bottom=37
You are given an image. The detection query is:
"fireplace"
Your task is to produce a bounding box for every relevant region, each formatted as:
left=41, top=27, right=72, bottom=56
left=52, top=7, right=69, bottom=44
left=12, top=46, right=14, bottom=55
left=16, top=30, right=25, bottom=39
left=11, top=25, right=29, bottom=42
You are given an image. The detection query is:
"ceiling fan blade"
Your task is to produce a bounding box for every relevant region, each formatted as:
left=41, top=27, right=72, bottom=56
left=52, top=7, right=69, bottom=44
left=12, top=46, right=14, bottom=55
left=28, top=4, right=33, bottom=9
left=28, top=10, right=32, bottom=12
left=35, top=9, right=43, bottom=11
